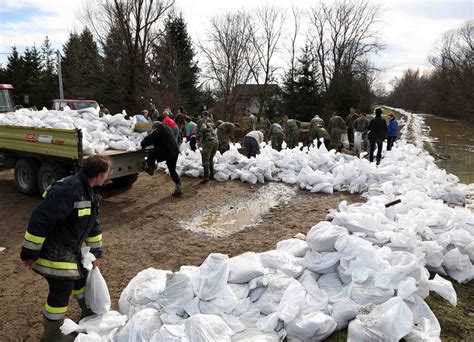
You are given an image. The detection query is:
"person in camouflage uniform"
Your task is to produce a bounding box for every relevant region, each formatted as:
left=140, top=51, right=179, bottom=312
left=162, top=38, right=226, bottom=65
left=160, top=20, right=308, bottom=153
left=328, top=112, right=346, bottom=152
left=310, top=114, right=325, bottom=130
left=243, top=109, right=256, bottom=133
left=352, top=112, right=370, bottom=154
left=310, top=124, right=331, bottom=149
left=345, top=108, right=359, bottom=148
left=268, top=122, right=285, bottom=151
left=215, top=120, right=235, bottom=154
left=197, top=120, right=218, bottom=184
left=281, top=115, right=301, bottom=149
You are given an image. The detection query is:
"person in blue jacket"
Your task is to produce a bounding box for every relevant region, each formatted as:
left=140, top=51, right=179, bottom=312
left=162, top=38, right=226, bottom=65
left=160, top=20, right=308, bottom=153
left=386, top=114, right=399, bottom=151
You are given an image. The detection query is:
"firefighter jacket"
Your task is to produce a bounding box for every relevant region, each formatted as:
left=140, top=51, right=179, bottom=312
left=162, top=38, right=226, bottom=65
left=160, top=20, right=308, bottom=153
left=20, top=172, right=103, bottom=279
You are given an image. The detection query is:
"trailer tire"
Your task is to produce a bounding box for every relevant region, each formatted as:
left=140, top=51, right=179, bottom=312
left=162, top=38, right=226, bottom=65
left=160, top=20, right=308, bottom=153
left=14, top=158, right=39, bottom=195
left=111, top=173, right=138, bottom=186
left=37, top=163, right=66, bottom=195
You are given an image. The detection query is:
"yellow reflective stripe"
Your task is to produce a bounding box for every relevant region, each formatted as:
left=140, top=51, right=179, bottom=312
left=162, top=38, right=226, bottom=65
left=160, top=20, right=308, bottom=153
left=25, top=231, right=46, bottom=244
left=72, top=287, right=85, bottom=295
left=42, top=191, right=48, bottom=198
left=85, top=234, right=102, bottom=243
left=78, top=208, right=91, bottom=217
left=44, top=303, right=68, bottom=314
left=36, top=258, right=78, bottom=270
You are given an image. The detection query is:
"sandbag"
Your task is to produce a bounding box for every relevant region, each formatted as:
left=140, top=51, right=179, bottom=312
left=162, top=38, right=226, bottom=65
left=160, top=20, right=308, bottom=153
left=184, top=314, right=233, bottom=342
left=228, top=252, right=265, bottom=283
left=114, top=308, right=162, bottom=341
left=85, top=267, right=111, bottom=314
left=306, top=222, right=348, bottom=252
left=286, top=311, right=337, bottom=341
left=193, top=253, right=230, bottom=301
left=276, top=238, right=309, bottom=257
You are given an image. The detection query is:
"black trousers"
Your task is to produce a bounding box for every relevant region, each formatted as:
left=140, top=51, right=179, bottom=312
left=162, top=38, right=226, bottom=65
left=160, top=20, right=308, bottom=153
left=147, top=151, right=181, bottom=184
left=387, top=136, right=396, bottom=151
left=189, top=136, right=197, bottom=151
left=243, top=136, right=260, bottom=158
left=44, top=276, right=86, bottom=320
left=347, top=128, right=354, bottom=145
left=369, top=139, right=384, bottom=162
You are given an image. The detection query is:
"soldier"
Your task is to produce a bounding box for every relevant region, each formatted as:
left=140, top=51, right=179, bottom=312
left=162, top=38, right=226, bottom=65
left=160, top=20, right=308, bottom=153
left=215, top=120, right=235, bottom=154
left=345, top=108, right=359, bottom=148
left=243, top=130, right=264, bottom=158
left=197, top=119, right=218, bottom=184
left=310, top=114, right=325, bottom=130
left=310, top=124, right=331, bottom=149
left=352, top=112, right=370, bottom=155
left=197, top=110, right=213, bottom=130
left=268, top=122, right=285, bottom=151
left=281, top=115, right=301, bottom=149
left=243, top=109, right=256, bottom=133
left=327, top=112, right=346, bottom=152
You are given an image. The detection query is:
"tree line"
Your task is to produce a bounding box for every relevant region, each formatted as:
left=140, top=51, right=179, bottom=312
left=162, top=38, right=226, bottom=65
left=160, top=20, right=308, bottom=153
left=0, top=0, right=383, bottom=123
left=383, top=21, right=473, bottom=124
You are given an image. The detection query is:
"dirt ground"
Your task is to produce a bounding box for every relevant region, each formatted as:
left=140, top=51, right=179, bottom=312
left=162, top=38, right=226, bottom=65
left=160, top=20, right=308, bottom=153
left=0, top=169, right=472, bottom=341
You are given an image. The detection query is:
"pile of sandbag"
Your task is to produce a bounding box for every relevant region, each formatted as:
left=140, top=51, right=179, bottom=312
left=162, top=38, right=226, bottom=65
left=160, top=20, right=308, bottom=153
left=66, top=225, right=458, bottom=341
left=0, top=107, right=146, bottom=154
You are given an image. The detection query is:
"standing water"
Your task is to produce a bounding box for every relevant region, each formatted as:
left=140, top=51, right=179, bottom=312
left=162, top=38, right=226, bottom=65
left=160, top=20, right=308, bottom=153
left=421, top=114, right=474, bottom=184
left=179, top=183, right=296, bottom=237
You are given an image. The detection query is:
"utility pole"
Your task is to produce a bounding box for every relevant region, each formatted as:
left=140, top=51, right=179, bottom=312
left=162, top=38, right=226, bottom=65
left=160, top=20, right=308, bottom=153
left=57, top=50, right=64, bottom=99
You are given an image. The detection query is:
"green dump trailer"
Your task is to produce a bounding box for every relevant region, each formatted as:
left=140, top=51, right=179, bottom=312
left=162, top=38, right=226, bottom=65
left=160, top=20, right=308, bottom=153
left=0, top=125, right=145, bottom=195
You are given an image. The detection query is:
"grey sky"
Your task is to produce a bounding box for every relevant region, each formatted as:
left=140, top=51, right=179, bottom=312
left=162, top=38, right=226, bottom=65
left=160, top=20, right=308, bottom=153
left=0, top=0, right=472, bottom=89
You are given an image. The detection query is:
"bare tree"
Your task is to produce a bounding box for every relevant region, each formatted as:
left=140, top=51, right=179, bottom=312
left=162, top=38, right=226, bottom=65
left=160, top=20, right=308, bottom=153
left=198, top=11, right=254, bottom=120
left=83, top=0, right=174, bottom=111
left=308, top=0, right=383, bottom=94
left=246, top=6, right=286, bottom=116
left=286, top=6, right=303, bottom=86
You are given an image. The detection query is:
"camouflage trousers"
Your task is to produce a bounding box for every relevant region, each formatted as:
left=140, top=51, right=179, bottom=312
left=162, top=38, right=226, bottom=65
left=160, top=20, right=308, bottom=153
left=287, top=132, right=299, bottom=149
left=217, top=135, right=230, bottom=154
left=271, top=133, right=284, bottom=151
left=201, top=139, right=218, bottom=179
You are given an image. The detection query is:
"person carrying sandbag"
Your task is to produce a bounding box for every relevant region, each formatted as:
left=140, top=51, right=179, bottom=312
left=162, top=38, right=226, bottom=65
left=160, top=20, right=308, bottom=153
left=20, top=155, right=110, bottom=341
left=197, top=114, right=219, bottom=184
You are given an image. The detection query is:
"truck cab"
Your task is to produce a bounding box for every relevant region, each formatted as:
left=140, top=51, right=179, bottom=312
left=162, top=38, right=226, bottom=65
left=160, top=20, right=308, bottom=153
left=51, top=98, right=99, bottom=111
left=0, top=84, right=15, bottom=113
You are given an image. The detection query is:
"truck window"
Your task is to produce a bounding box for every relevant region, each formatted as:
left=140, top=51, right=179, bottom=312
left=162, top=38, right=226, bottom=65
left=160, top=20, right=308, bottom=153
left=0, top=89, right=15, bottom=113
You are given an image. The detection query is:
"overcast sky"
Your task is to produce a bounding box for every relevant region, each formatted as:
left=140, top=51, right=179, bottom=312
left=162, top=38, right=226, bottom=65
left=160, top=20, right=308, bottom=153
left=0, top=0, right=472, bottom=90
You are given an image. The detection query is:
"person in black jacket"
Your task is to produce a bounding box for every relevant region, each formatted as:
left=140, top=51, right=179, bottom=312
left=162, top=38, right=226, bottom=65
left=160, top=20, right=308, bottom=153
left=368, top=108, right=388, bottom=165
left=21, top=155, right=111, bottom=341
left=141, top=121, right=183, bottom=197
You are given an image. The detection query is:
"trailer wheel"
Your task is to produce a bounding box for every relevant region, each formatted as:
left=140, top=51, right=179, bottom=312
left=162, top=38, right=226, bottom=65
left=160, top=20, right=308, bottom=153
left=14, top=159, right=39, bottom=195
left=111, top=173, right=138, bottom=186
left=37, top=163, right=65, bottom=195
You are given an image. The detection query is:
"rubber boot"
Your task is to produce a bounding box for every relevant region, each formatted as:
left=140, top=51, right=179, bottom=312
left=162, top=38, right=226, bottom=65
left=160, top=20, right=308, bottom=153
left=41, top=318, right=75, bottom=342
left=210, top=166, right=215, bottom=181
left=77, top=298, right=95, bottom=320
left=172, top=183, right=183, bottom=197
left=200, top=165, right=209, bottom=184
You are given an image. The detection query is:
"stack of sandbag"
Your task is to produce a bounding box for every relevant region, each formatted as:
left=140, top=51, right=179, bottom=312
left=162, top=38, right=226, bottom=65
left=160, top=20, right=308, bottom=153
left=0, top=107, right=146, bottom=154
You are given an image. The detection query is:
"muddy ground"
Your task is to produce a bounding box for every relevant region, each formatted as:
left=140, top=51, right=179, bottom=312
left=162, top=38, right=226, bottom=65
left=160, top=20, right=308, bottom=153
left=0, top=169, right=472, bottom=341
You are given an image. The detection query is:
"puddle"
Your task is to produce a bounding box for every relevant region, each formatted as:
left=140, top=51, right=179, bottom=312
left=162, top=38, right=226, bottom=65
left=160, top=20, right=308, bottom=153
left=179, top=183, right=296, bottom=237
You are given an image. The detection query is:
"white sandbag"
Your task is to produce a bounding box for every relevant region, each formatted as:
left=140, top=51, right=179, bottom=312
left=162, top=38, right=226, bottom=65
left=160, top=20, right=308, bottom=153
left=276, top=238, right=309, bottom=257
left=85, top=267, right=111, bottom=314
left=158, top=271, right=195, bottom=315
left=427, top=274, right=457, bottom=306
left=231, top=327, right=279, bottom=341
left=114, top=308, right=162, bottom=341
left=442, top=248, right=474, bottom=283
left=276, top=280, right=307, bottom=323
left=228, top=252, right=265, bottom=283
left=348, top=297, right=414, bottom=342
left=74, top=332, right=102, bottom=342
left=60, top=311, right=127, bottom=336
left=150, top=324, right=188, bottom=342
left=306, top=222, right=348, bottom=252
left=374, top=251, right=419, bottom=289
left=286, top=311, right=337, bottom=341
left=405, top=295, right=441, bottom=342
left=259, top=250, right=304, bottom=278
left=184, top=314, right=233, bottom=342
left=199, top=285, right=238, bottom=315
left=228, top=283, right=250, bottom=300
left=329, top=298, right=360, bottom=330
left=302, top=250, right=340, bottom=274
left=193, top=253, right=230, bottom=300
left=350, top=279, right=395, bottom=305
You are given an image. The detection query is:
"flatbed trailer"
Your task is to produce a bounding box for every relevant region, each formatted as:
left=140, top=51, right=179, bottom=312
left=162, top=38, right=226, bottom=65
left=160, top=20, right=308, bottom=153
left=0, top=125, right=145, bottom=195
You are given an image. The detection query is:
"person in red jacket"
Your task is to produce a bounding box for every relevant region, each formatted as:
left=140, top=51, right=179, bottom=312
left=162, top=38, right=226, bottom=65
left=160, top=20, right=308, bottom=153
left=162, top=111, right=179, bottom=142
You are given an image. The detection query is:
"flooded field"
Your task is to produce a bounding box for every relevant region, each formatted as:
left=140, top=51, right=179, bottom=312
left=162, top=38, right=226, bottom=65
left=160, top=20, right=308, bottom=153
left=422, top=115, right=474, bottom=184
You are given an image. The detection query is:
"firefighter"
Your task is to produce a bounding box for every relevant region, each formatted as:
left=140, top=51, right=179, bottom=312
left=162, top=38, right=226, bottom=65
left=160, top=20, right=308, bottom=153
left=20, top=155, right=110, bottom=341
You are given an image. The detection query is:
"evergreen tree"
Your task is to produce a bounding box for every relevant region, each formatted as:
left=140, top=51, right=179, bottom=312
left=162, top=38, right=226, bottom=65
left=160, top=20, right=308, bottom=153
left=38, top=36, right=59, bottom=107
left=281, top=44, right=323, bottom=121
left=150, top=14, right=201, bottom=113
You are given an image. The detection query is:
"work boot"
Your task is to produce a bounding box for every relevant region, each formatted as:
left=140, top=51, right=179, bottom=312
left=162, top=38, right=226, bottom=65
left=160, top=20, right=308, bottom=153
left=201, top=165, right=209, bottom=184
left=172, top=184, right=183, bottom=197
left=200, top=178, right=209, bottom=184
left=142, top=160, right=155, bottom=176
left=41, top=318, right=75, bottom=342
left=77, top=298, right=95, bottom=320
